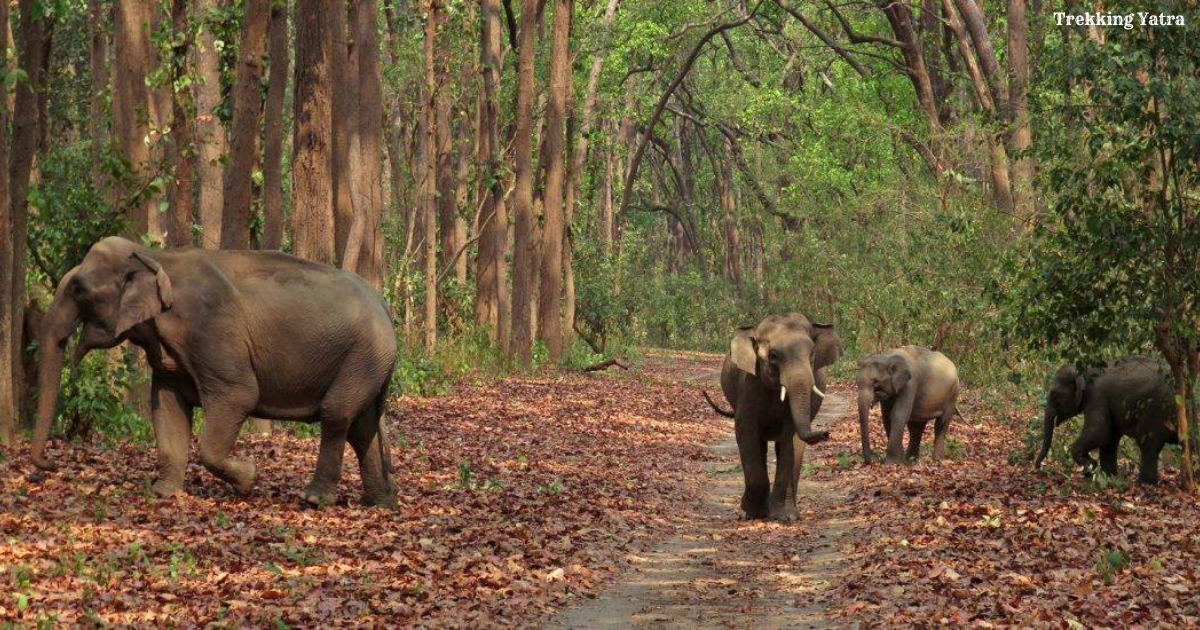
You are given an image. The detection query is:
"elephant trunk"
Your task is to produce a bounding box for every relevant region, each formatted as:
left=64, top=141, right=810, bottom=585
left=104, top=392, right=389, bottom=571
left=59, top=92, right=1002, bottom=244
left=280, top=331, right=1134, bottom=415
left=30, top=282, right=82, bottom=471
left=1033, top=406, right=1056, bottom=469
left=857, top=388, right=875, bottom=459
left=783, top=364, right=828, bottom=445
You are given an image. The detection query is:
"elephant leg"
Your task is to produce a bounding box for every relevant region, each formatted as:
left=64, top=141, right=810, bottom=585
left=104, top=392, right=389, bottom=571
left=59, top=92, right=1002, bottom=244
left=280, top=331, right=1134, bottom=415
left=885, top=394, right=915, bottom=464
left=768, top=434, right=803, bottom=522
left=301, top=415, right=352, bottom=507
left=150, top=383, right=193, bottom=497
left=348, top=399, right=398, bottom=507
left=1070, top=408, right=1109, bottom=472
left=932, top=391, right=956, bottom=460
left=1098, top=439, right=1119, bottom=477
left=905, top=421, right=926, bottom=462
left=1138, top=436, right=1165, bottom=485
left=197, top=401, right=256, bottom=495
left=736, top=420, right=769, bottom=520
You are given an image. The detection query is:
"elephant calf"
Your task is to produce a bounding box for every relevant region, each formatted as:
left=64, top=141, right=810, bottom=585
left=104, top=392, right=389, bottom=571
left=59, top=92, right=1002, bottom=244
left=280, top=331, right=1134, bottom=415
left=705, top=313, right=842, bottom=521
left=30, top=237, right=398, bottom=507
left=856, top=346, right=959, bottom=463
left=1034, top=357, right=1177, bottom=484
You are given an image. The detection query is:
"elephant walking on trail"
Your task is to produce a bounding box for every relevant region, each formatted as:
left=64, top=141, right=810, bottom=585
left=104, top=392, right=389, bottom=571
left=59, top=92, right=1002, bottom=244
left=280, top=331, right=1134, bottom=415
left=30, top=237, right=398, bottom=507
left=856, top=346, right=959, bottom=464
left=704, top=313, right=843, bottom=521
left=1034, top=357, right=1177, bottom=485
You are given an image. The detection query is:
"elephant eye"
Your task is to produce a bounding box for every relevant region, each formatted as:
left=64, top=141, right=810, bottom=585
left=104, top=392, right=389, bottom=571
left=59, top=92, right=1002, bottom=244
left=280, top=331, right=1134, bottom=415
left=767, top=349, right=782, bottom=363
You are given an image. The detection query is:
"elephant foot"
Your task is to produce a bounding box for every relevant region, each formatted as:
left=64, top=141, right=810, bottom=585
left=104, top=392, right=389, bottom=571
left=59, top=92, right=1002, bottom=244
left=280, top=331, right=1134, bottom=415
left=151, top=478, right=185, bottom=498
left=740, top=502, right=769, bottom=521
left=361, top=491, right=398, bottom=508
left=301, top=481, right=338, bottom=507
left=227, top=460, right=257, bottom=496
left=768, top=503, right=800, bottom=523
left=801, top=430, right=831, bottom=446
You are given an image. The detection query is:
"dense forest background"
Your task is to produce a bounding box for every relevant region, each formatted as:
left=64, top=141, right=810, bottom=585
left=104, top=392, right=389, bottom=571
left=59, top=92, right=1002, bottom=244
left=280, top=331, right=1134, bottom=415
left=0, top=0, right=1196, bottom=459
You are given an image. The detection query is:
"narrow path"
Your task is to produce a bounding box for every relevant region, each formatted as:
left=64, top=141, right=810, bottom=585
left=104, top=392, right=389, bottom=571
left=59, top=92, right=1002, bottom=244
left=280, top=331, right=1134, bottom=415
left=549, top=362, right=859, bottom=629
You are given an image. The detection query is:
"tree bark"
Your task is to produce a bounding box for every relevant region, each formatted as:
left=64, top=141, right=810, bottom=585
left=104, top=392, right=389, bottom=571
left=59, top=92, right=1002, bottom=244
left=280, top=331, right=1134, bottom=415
left=509, top=0, right=540, bottom=365
left=571, top=0, right=618, bottom=198
left=194, top=0, right=227, bottom=248
left=221, top=0, right=269, bottom=250
left=331, top=0, right=355, bottom=261
left=341, top=0, right=385, bottom=286
left=292, top=0, right=336, bottom=264
left=474, top=0, right=510, bottom=349
left=165, top=0, right=196, bottom=248
left=0, top=0, right=15, bottom=444
left=536, top=0, right=572, bottom=361
left=261, top=4, right=289, bottom=250
left=1007, top=0, right=1035, bottom=225
left=880, top=0, right=942, bottom=174
left=87, top=0, right=109, bottom=190
left=421, top=0, right=441, bottom=349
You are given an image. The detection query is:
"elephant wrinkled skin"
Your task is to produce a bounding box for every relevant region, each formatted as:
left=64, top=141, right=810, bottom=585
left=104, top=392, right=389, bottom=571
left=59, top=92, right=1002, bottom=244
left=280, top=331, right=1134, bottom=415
left=30, top=237, right=399, bottom=507
left=1034, top=357, right=1177, bottom=485
left=856, top=346, right=959, bottom=464
left=704, top=313, right=842, bottom=521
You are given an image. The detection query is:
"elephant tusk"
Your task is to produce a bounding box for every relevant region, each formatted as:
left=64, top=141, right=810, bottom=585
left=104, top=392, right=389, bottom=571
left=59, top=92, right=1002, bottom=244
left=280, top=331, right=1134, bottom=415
left=780, top=386, right=787, bottom=402
left=812, top=385, right=826, bottom=399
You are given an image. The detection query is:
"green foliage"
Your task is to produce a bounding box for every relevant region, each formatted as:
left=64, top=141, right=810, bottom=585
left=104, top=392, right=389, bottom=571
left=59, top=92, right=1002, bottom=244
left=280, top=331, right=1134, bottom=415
left=390, top=327, right=509, bottom=397
left=1095, top=548, right=1131, bottom=585
left=54, top=348, right=150, bottom=447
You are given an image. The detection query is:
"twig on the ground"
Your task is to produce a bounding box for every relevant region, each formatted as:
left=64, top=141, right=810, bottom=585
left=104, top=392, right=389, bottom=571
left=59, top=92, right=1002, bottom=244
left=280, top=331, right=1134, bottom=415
left=582, top=358, right=631, bottom=372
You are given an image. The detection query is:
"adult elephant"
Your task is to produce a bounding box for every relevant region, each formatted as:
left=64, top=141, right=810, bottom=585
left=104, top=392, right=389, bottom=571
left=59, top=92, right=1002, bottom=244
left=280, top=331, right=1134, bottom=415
left=1034, top=357, right=1176, bottom=484
left=703, top=313, right=842, bottom=521
left=30, top=237, right=398, bottom=506
left=856, top=346, right=958, bottom=464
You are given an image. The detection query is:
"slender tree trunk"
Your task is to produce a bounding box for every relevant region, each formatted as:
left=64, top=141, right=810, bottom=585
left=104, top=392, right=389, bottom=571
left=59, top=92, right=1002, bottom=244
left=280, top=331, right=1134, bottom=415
left=292, top=0, right=336, bottom=264
left=421, top=0, right=440, bottom=349
left=165, top=0, right=196, bottom=248
left=474, top=0, right=509, bottom=349
left=261, top=4, right=289, bottom=250
left=195, top=0, right=227, bottom=248
left=881, top=0, right=943, bottom=174
left=331, top=0, right=355, bottom=261
left=87, top=0, right=109, bottom=190
left=510, top=0, right=540, bottom=365
left=571, top=0, right=618, bottom=196
left=220, top=0, right=269, bottom=250
left=113, top=0, right=158, bottom=237
left=536, top=0, right=572, bottom=361
left=435, top=91, right=459, bottom=288
left=600, top=134, right=614, bottom=254
left=562, top=89, right=577, bottom=352
left=452, top=133, right=469, bottom=284
left=1007, top=0, right=1035, bottom=225
left=0, top=0, right=15, bottom=445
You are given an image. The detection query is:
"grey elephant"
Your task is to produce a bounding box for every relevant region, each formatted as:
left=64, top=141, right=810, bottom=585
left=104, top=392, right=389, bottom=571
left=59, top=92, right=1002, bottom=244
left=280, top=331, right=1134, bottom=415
left=30, top=237, right=398, bottom=506
left=1034, top=357, right=1177, bottom=484
left=856, top=346, right=959, bottom=463
left=703, top=313, right=842, bottom=521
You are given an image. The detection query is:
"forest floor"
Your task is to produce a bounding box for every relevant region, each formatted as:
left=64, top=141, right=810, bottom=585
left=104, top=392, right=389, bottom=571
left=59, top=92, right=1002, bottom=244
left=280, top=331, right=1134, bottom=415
left=3, top=351, right=1200, bottom=628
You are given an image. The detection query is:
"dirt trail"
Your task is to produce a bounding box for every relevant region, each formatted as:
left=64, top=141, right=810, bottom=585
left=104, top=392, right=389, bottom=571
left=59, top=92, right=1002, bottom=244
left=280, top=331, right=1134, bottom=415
left=549, top=357, right=861, bottom=629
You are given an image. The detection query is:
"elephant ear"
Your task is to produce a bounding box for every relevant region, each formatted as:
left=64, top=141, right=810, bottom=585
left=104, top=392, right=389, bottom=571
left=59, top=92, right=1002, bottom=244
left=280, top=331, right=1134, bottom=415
left=887, top=356, right=912, bottom=395
left=114, top=251, right=174, bottom=337
left=811, top=322, right=842, bottom=370
left=730, top=326, right=758, bottom=376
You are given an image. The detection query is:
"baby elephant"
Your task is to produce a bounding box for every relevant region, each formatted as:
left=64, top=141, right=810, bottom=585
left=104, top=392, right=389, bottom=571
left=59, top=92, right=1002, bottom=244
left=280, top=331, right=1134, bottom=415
left=856, top=346, right=959, bottom=463
left=1034, top=357, right=1176, bottom=484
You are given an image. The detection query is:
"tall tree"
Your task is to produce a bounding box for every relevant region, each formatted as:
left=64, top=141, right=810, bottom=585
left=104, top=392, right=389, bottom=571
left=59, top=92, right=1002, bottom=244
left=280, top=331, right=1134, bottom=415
left=220, top=0, right=269, bottom=250
left=113, top=0, right=159, bottom=237
left=292, top=0, right=336, bottom=263
left=0, top=0, right=15, bottom=444
left=260, top=3, right=289, bottom=250
left=165, top=0, right=197, bottom=248
left=87, top=0, right=109, bottom=190
left=421, top=0, right=441, bottom=349
left=330, top=0, right=355, bottom=260
left=509, top=0, right=539, bottom=365
left=474, top=0, right=509, bottom=349
left=536, top=0, right=572, bottom=361
left=342, top=0, right=385, bottom=287
left=194, top=0, right=226, bottom=248
left=1007, top=0, right=1035, bottom=225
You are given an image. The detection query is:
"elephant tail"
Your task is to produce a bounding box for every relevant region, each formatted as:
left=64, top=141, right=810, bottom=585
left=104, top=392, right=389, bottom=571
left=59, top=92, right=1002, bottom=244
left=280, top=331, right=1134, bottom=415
left=375, top=383, right=395, bottom=476
left=702, top=390, right=736, bottom=418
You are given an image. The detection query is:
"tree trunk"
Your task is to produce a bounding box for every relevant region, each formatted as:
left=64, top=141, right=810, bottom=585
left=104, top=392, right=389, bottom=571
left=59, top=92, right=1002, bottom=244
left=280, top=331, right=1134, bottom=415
left=165, top=0, right=196, bottom=248
left=113, top=0, right=158, bottom=237
left=261, top=4, right=289, bottom=250
left=474, top=0, right=509, bottom=349
left=221, top=0, right=269, bottom=250
left=87, top=0, right=109, bottom=190
left=341, top=0, right=385, bottom=286
left=292, top=0, right=336, bottom=264
left=331, top=0, right=355, bottom=261
left=194, top=0, right=227, bottom=249
left=0, top=0, right=14, bottom=445
left=435, top=90, right=459, bottom=288
left=509, top=0, right=540, bottom=365
left=536, top=0, right=572, bottom=362
left=571, top=0, right=619, bottom=197
left=881, top=0, right=942, bottom=174
left=421, top=0, right=440, bottom=350
left=1007, top=0, right=1035, bottom=226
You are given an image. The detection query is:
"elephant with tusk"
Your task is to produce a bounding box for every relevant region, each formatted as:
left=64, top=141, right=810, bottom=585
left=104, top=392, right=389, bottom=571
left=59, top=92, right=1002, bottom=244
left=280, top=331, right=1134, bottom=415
left=703, top=313, right=842, bottom=521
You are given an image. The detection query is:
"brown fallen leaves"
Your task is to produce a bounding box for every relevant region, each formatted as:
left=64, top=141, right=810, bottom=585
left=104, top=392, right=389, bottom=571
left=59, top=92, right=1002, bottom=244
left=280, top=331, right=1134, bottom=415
left=0, top=367, right=726, bottom=628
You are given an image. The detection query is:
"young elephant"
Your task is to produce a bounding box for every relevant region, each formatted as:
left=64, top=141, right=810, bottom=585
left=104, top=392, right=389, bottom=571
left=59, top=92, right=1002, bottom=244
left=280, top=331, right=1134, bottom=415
left=30, top=237, right=398, bottom=506
left=705, top=313, right=842, bottom=521
left=1034, top=357, right=1176, bottom=484
left=856, top=346, right=959, bottom=463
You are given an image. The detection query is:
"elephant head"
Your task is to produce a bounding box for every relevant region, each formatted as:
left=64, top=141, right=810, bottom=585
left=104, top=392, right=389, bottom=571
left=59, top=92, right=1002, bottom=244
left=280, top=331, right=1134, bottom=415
left=730, top=314, right=842, bottom=445
left=855, top=354, right=912, bottom=444
left=1033, top=365, right=1086, bottom=469
left=30, top=237, right=173, bottom=470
